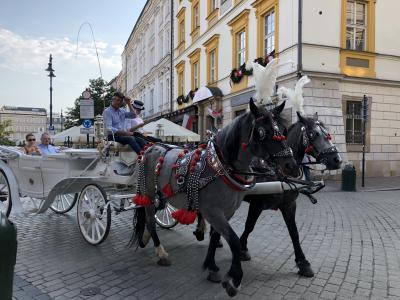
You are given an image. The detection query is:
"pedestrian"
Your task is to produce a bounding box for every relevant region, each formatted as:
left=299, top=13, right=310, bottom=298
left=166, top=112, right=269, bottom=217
left=38, top=132, right=59, bottom=155
left=103, top=92, right=146, bottom=154
left=24, top=133, right=41, bottom=155
left=302, top=154, right=312, bottom=181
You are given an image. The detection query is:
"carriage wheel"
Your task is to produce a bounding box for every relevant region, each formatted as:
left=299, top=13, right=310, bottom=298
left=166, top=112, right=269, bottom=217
left=50, top=193, right=78, bottom=214
left=0, top=170, right=12, bottom=217
left=155, top=202, right=178, bottom=229
left=77, top=184, right=111, bottom=245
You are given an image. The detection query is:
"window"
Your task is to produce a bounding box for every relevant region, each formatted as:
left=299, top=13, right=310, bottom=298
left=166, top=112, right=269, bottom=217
left=235, top=109, right=246, bottom=117
left=210, top=50, right=217, bottom=83
left=346, top=1, right=366, bottom=51
left=345, top=101, right=362, bottom=144
left=194, top=4, right=199, bottom=28
left=176, top=61, right=185, bottom=98
left=179, top=21, right=185, bottom=43
left=176, top=7, right=186, bottom=54
left=189, top=48, right=201, bottom=90
left=203, top=35, right=219, bottom=85
left=159, top=32, right=164, bottom=60
left=150, top=89, right=154, bottom=113
left=211, top=0, right=217, bottom=10
left=193, top=62, right=199, bottom=89
left=165, top=29, right=170, bottom=55
left=166, top=77, right=170, bottom=109
left=264, top=10, right=275, bottom=55
left=207, top=0, right=219, bottom=27
left=237, top=30, right=246, bottom=68
left=160, top=81, right=164, bottom=110
left=191, top=0, right=200, bottom=40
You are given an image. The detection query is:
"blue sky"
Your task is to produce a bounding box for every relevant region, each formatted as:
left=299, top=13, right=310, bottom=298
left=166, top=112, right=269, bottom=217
left=0, top=0, right=147, bottom=114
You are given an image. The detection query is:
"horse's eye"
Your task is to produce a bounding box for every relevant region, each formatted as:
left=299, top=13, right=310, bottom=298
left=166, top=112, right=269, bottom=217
left=257, top=127, right=266, bottom=140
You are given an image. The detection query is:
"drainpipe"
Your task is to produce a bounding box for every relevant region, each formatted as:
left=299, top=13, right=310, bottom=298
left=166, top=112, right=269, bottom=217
left=125, top=52, right=128, bottom=95
left=297, top=0, right=303, bottom=79
left=170, top=0, right=174, bottom=114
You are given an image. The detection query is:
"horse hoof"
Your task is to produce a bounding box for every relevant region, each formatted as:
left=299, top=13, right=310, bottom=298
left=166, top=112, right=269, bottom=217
left=297, top=259, right=314, bottom=277
left=216, top=240, right=223, bottom=248
left=207, top=271, right=222, bottom=283
left=193, top=229, right=205, bottom=241
left=240, top=250, right=251, bottom=261
left=221, top=276, right=240, bottom=297
left=157, top=258, right=171, bottom=266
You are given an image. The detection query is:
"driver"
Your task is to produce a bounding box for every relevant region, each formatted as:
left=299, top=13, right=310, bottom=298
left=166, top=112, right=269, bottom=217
left=103, top=92, right=146, bottom=154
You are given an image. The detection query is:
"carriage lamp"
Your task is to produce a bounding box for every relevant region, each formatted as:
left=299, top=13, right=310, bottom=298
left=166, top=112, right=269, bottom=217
left=94, top=115, right=105, bottom=139
left=45, top=54, right=56, bottom=130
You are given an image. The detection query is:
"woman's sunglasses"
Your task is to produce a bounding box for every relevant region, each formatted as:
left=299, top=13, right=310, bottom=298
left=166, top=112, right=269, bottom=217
left=27, top=138, right=36, bottom=142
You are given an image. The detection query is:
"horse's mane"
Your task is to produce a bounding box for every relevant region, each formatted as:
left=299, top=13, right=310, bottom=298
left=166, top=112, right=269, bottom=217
left=217, top=111, right=254, bottom=165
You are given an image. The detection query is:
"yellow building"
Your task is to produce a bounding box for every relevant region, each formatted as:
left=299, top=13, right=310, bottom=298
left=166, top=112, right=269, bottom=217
left=173, top=0, right=400, bottom=177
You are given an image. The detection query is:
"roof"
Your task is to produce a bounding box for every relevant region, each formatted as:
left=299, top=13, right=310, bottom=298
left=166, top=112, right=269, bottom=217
left=1, top=106, right=47, bottom=113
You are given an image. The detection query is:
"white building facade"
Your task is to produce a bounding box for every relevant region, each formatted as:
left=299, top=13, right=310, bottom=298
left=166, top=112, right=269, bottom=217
left=122, top=0, right=173, bottom=120
left=173, top=0, right=400, bottom=177
left=0, top=106, right=47, bottom=143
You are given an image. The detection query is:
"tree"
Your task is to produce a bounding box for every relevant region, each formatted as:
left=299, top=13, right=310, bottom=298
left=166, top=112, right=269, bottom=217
left=64, top=77, right=116, bottom=129
left=0, top=119, right=16, bottom=146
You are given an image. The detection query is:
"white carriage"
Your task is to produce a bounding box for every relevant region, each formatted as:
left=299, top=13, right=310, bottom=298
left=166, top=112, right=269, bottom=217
left=0, top=138, right=178, bottom=245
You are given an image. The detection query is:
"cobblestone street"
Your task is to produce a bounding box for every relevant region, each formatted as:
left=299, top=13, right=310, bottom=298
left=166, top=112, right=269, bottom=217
left=10, top=186, right=400, bottom=300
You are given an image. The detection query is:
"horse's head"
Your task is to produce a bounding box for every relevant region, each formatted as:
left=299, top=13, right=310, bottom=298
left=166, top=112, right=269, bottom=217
left=295, top=112, right=342, bottom=170
left=248, top=99, right=299, bottom=177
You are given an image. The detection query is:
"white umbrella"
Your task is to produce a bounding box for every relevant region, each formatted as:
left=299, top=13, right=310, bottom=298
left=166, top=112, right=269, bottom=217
left=143, top=118, right=200, bottom=142
left=192, top=86, right=223, bottom=104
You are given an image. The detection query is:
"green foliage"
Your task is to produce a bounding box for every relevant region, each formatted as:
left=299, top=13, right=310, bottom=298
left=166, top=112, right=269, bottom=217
left=0, top=120, right=16, bottom=146
left=64, top=78, right=116, bottom=129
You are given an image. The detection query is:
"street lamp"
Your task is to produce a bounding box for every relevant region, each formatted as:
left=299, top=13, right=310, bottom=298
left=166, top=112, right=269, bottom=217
left=45, top=54, right=56, bottom=131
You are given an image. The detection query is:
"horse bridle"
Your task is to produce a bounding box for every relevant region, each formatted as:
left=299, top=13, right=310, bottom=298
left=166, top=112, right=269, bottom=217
left=247, top=116, right=294, bottom=160
left=301, top=122, right=338, bottom=163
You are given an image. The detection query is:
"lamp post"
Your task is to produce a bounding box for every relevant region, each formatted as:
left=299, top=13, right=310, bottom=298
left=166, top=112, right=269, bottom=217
left=45, top=54, right=56, bottom=131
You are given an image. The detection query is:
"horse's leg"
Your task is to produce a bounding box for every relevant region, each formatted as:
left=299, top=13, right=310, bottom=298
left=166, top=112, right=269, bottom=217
left=239, top=199, right=264, bottom=261
left=193, top=212, right=206, bottom=241
left=203, top=230, right=223, bottom=283
left=280, top=200, right=314, bottom=277
left=206, top=213, right=243, bottom=297
left=144, top=205, right=171, bottom=266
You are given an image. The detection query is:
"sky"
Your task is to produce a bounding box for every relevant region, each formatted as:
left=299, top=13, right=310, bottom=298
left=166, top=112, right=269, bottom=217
left=0, top=0, right=147, bottom=114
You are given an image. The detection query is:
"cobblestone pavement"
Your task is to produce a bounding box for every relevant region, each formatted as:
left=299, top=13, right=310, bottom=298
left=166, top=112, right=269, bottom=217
left=9, top=189, right=400, bottom=300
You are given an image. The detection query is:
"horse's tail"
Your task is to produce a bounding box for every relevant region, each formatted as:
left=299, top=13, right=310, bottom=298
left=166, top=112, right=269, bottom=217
left=128, top=206, right=146, bottom=249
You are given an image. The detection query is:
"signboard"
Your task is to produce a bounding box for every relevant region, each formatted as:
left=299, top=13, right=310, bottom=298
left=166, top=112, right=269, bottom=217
left=80, top=99, right=94, bottom=119
left=82, top=119, right=92, bottom=128
left=48, top=125, right=55, bottom=131
left=80, top=128, right=94, bottom=134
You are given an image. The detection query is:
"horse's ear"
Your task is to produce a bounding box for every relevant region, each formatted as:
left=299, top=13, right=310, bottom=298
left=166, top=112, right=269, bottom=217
left=297, top=111, right=306, bottom=124
left=273, top=101, right=286, bottom=115
left=249, top=97, right=261, bottom=117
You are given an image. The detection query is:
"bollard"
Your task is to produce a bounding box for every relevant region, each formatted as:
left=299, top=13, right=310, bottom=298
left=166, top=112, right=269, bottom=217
left=0, top=212, right=17, bottom=300
left=341, top=163, right=356, bottom=191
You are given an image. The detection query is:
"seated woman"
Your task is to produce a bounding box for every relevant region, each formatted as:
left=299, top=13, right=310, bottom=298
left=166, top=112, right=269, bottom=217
left=24, top=133, right=41, bottom=155
left=125, top=100, right=162, bottom=143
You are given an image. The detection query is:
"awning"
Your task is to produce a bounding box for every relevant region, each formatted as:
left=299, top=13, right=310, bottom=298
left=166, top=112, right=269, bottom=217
left=192, top=86, right=223, bottom=104
left=143, top=118, right=200, bottom=142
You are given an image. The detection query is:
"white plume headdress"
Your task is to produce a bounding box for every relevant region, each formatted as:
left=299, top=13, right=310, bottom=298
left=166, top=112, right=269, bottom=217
left=278, top=75, right=310, bottom=115
left=250, top=58, right=279, bottom=105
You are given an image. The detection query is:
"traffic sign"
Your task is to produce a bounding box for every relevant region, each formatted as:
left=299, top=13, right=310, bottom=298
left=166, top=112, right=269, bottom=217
left=82, top=119, right=92, bottom=128
left=82, top=90, right=91, bottom=99
left=80, top=99, right=94, bottom=119
left=48, top=125, right=55, bottom=131
left=80, top=128, right=94, bottom=134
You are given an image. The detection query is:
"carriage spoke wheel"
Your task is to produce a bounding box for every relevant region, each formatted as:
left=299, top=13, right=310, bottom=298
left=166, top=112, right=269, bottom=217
left=0, top=170, right=11, bottom=217
left=77, top=184, right=111, bottom=245
left=155, top=202, right=178, bottom=229
left=50, top=193, right=78, bottom=214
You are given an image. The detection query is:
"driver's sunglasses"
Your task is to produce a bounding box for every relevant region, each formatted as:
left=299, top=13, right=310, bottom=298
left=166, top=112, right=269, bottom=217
left=27, top=138, right=36, bottom=141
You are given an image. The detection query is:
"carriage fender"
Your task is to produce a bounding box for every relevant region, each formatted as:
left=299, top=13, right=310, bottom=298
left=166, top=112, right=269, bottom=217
left=0, top=160, right=23, bottom=214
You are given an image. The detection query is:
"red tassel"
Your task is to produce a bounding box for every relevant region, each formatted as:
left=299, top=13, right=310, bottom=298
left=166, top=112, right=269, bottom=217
left=241, top=143, right=248, bottom=150
left=172, top=163, right=178, bottom=169
left=178, top=152, right=184, bottom=158
left=281, top=135, right=287, bottom=140
left=272, top=136, right=279, bottom=141
left=189, top=166, right=195, bottom=172
left=183, top=149, right=189, bottom=153
left=326, top=134, right=332, bottom=140
left=305, top=146, right=314, bottom=154
left=158, top=156, right=165, bottom=163
left=199, top=144, right=206, bottom=149
left=195, top=149, right=201, bottom=155
left=162, top=184, right=174, bottom=198
left=133, top=194, right=151, bottom=206
left=172, top=209, right=197, bottom=225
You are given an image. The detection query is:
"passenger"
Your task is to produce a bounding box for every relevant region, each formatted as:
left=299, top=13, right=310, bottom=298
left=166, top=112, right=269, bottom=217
left=38, top=132, right=59, bottom=155
left=103, top=92, right=146, bottom=154
left=125, top=100, right=161, bottom=143
left=24, top=133, right=41, bottom=155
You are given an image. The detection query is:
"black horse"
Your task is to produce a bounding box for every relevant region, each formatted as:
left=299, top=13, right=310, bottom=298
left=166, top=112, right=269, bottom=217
left=239, top=111, right=342, bottom=277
